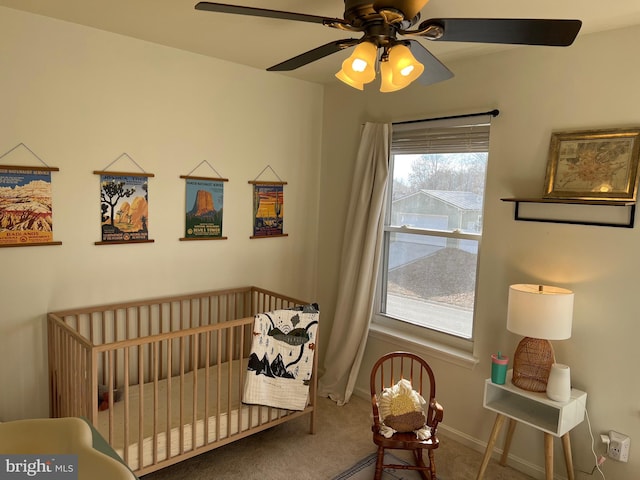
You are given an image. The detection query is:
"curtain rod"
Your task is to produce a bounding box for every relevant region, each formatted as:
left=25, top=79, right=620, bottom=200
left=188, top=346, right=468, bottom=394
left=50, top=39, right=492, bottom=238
left=393, top=109, right=500, bottom=126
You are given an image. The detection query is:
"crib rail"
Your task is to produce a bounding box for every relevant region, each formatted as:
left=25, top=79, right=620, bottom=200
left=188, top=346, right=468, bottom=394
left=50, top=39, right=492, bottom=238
left=47, top=286, right=316, bottom=475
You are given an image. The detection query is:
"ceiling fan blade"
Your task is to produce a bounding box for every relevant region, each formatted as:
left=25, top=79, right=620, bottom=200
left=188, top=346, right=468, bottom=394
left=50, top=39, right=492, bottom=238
left=419, top=18, right=582, bottom=46
left=267, top=39, right=360, bottom=71
left=195, top=2, right=349, bottom=27
left=406, top=40, right=454, bottom=86
left=373, top=0, right=430, bottom=20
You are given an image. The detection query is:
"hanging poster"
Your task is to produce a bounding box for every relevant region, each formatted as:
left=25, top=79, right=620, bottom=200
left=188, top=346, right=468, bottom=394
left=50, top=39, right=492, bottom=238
left=184, top=178, right=225, bottom=239
left=0, top=167, right=57, bottom=246
left=99, top=173, right=150, bottom=243
left=252, top=183, right=285, bottom=238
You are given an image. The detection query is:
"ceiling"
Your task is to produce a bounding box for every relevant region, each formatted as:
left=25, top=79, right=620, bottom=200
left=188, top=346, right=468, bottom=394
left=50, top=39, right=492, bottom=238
left=2, top=0, right=640, bottom=85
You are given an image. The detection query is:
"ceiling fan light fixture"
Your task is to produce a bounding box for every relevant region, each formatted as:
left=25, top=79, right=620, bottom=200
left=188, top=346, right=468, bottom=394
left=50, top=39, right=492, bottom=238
left=335, top=41, right=378, bottom=88
left=388, top=43, right=424, bottom=86
left=335, top=68, right=365, bottom=90
left=197, top=3, right=584, bottom=92
left=379, top=60, right=403, bottom=92
left=378, top=44, right=424, bottom=92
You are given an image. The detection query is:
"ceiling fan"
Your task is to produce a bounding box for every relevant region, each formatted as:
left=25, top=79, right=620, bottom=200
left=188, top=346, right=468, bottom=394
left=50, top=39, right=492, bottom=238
left=195, top=0, right=581, bottom=92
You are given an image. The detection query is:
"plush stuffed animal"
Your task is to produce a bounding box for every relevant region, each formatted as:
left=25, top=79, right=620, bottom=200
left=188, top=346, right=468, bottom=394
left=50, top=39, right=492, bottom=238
left=98, top=385, right=122, bottom=411
left=378, top=378, right=431, bottom=439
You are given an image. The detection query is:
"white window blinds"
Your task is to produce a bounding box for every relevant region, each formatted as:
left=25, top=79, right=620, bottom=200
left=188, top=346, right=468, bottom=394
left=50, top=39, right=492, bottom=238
left=392, top=113, right=494, bottom=154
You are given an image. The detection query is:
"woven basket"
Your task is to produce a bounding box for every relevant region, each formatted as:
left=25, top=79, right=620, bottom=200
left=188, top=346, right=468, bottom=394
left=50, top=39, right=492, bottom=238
left=511, top=337, right=554, bottom=392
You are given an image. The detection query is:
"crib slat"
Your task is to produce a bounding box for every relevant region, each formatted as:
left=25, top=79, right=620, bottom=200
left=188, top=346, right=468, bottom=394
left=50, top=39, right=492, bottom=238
left=191, top=332, right=198, bottom=451
left=107, top=350, right=115, bottom=447
left=90, top=348, right=99, bottom=427
left=138, top=342, right=144, bottom=468
left=229, top=324, right=234, bottom=430
left=158, top=304, right=164, bottom=380
left=237, top=325, right=244, bottom=434
left=227, top=326, right=233, bottom=438
left=59, top=333, right=67, bottom=416
left=179, top=336, right=185, bottom=455
left=203, top=332, right=211, bottom=444
left=47, top=318, right=56, bottom=416
left=152, top=341, right=159, bottom=466
left=215, top=329, right=222, bottom=442
left=123, top=347, right=130, bottom=465
left=73, top=339, right=80, bottom=415
left=166, top=338, right=173, bottom=464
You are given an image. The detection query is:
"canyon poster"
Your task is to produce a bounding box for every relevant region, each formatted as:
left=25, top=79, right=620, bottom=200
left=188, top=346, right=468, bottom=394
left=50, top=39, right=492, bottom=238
left=99, top=174, right=149, bottom=242
left=252, top=184, right=284, bottom=237
left=184, top=179, right=224, bottom=238
left=0, top=168, right=54, bottom=245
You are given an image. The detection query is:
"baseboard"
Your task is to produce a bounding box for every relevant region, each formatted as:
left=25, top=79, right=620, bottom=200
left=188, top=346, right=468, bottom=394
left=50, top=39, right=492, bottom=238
left=351, top=387, right=554, bottom=480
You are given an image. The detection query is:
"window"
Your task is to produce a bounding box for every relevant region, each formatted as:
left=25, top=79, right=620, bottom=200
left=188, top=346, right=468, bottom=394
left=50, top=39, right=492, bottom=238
left=374, top=114, right=493, bottom=348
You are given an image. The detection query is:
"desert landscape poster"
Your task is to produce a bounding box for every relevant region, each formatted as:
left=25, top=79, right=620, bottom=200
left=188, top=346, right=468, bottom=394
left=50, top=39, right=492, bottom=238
left=99, top=174, right=149, bottom=242
left=0, top=167, right=54, bottom=245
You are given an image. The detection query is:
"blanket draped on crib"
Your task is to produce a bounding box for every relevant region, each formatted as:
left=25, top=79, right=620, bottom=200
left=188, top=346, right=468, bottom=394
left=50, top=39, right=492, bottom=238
left=243, top=305, right=319, bottom=411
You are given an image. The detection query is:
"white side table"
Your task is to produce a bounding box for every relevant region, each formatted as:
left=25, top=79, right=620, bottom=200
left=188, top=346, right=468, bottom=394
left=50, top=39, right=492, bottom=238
left=476, top=370, right=587, bottom=480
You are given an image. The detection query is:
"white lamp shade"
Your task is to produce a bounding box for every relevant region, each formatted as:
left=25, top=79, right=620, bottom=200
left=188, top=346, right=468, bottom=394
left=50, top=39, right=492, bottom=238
left=507, top=284, right=574, bottom=340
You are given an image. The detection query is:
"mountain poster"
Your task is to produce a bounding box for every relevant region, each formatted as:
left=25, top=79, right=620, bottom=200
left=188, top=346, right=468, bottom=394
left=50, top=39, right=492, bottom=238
left=185, top=179, right=224, bottom=239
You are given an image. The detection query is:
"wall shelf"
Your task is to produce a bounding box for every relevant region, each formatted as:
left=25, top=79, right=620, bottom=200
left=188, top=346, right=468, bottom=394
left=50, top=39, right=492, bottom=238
left=501, top=197, right=636, bottom=228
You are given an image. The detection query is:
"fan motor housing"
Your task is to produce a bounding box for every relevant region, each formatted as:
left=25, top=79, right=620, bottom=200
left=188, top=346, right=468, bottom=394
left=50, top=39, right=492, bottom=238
left=343, top=0, right=419, bottom=29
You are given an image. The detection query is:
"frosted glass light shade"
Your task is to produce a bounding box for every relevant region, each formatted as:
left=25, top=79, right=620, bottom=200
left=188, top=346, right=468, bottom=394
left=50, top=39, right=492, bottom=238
left=337, top=42, right=425, bottom=92
left=507, top=284, right=574, bottom=340
left=387, top=44, right=424, bottom=88
left=379, top=61, right=403, bottom=92
left=335, top=69, right=364, bottom=90
left=335, top=41, right=377, bottom=88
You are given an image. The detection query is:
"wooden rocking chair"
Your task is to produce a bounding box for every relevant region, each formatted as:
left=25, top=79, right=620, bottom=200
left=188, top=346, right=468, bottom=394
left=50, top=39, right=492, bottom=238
left=370, top=351, right=443, bottom=480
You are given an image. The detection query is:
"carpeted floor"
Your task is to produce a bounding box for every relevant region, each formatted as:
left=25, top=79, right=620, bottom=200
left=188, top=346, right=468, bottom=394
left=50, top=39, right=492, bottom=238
left=140, top=395, right=534, bottom=479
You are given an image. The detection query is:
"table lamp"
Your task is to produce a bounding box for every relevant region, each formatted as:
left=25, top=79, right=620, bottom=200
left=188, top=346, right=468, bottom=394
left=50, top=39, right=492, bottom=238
left=506, top=284, right=574, bottom=392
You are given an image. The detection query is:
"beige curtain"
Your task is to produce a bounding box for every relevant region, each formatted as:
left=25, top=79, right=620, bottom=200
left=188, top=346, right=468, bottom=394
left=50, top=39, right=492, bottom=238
left=318, top=122, right=391, bottom=405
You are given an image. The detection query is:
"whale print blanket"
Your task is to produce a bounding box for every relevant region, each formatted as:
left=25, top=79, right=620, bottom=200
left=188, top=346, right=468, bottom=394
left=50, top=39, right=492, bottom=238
left=243, top=304, right=319, bottom=411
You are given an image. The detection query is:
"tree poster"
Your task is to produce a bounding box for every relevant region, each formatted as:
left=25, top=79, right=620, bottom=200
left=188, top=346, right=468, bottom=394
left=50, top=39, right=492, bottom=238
left=99, top=173, right=150, bottom=243
left=184, top=178, right=225, bottom=239
left=0, top=167, right=56, bottom=246
left=252, top=183, right=285, bottom=238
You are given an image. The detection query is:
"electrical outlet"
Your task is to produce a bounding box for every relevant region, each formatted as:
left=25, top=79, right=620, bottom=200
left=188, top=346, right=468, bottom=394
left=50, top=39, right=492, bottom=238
left=608, top=430, right=631, bottom=462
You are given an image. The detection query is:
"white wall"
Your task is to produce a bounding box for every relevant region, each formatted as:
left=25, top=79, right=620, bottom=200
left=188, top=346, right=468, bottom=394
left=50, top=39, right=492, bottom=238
left=318, top=25, right=640, bottom=479
left=0, top=7, right=323, bottom=420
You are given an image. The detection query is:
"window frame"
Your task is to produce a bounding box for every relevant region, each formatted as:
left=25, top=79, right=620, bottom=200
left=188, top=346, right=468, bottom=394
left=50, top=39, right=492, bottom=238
left=371, top=113, right=494, bottom=363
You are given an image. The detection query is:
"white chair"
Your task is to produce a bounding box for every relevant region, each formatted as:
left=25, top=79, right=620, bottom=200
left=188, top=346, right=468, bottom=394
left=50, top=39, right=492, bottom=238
left=0, top=417, right=136, bottom=480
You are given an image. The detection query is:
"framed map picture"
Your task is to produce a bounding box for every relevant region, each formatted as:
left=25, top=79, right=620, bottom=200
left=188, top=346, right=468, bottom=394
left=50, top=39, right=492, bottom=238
left=544, top=128, right=640, bottom=200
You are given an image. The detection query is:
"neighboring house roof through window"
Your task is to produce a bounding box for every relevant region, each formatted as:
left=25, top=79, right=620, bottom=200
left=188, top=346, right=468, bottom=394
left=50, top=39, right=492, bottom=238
left=394, top=190, right=482, bottom=211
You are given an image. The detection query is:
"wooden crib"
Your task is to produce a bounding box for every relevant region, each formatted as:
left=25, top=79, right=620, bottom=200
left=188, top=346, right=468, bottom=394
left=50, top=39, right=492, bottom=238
left=47, top=286, right=318, bottom=476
